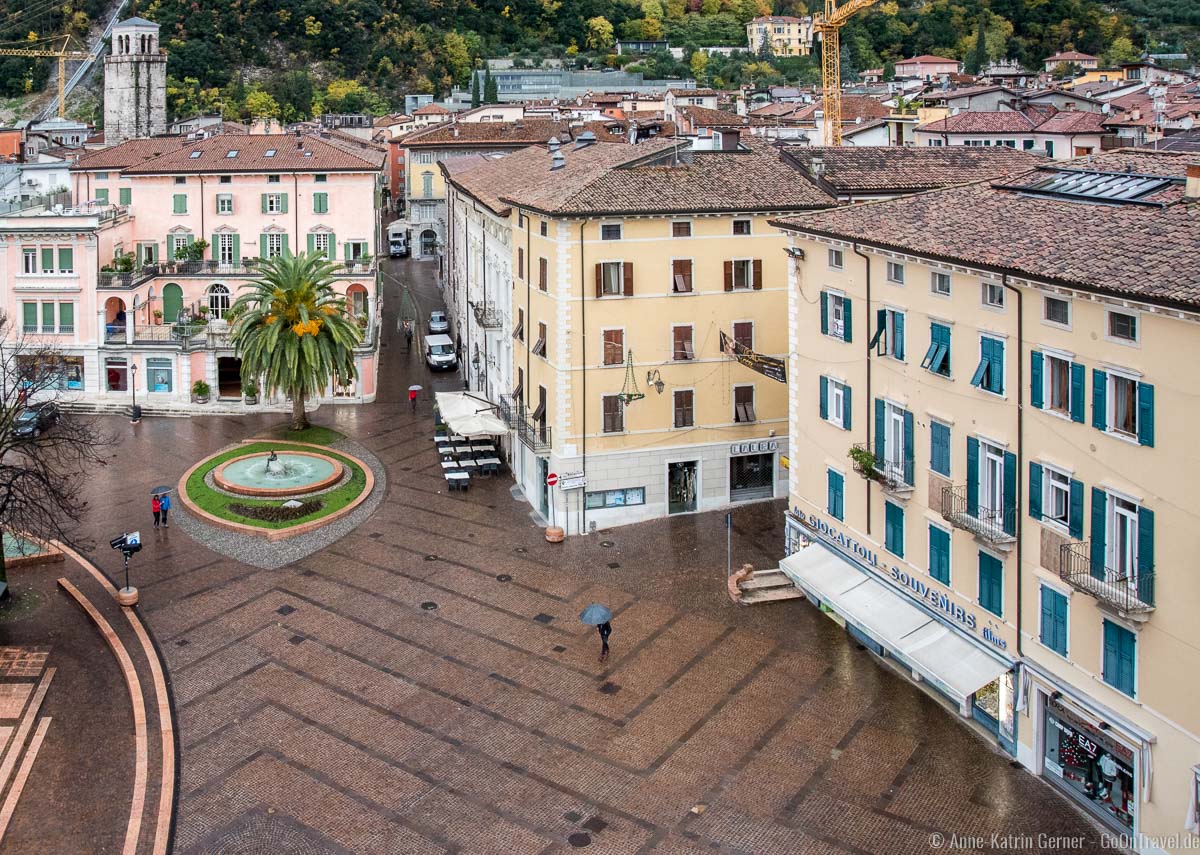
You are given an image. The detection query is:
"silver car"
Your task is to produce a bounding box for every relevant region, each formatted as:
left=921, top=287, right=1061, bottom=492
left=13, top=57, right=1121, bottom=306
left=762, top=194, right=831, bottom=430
left=428, top=311, right=449, bottom=333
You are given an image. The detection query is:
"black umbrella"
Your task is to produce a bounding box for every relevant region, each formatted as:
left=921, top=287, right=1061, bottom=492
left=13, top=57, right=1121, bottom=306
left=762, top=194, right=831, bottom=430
left=150, top=485, right=172, bottom=496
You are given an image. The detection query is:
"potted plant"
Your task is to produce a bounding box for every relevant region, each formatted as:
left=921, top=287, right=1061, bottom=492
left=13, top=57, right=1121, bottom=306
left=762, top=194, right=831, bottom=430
left=191, top=380, right=211, bottom=404
left=153, top=309, right=163, bottom=323
left=242, top=380, right=259, bottom=405
left=848, top=444, right=882, bottom=482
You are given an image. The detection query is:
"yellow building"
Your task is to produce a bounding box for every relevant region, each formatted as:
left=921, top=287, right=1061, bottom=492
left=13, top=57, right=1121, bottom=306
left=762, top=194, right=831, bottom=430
left=773, top=152, right=1200, bottom=851
left=745, top=15, right=813, bottom=57
left=456, top=134, right=833, bottom=530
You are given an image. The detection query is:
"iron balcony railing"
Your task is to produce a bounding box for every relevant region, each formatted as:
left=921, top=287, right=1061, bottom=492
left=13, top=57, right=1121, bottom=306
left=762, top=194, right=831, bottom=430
left=498, top=397, right=551, bottom=453
left=472, top=301, right=502, bottom=329
left=940, top=484, right=1016, bottom=544
left=849, top=443, right=911, bottom=491
left=98, top=258, right=376, bottom=288
left=1059, top=541, right=1155, bottom=614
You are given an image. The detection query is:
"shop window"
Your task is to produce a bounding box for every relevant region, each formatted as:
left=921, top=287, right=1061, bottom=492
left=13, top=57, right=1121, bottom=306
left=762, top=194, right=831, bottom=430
left=1042, top=699, right=1136, bottom=831
left=673, top=389, right=694, bottom=428
left=585, top=487, right=645, bottom=509
left=730, top=453, right=774, bottom=502
left=602, top=329, right=624, bottom=366
left=1039, top=585, right=1068, bottom=656
left=146, top=358, right=173, bottom=393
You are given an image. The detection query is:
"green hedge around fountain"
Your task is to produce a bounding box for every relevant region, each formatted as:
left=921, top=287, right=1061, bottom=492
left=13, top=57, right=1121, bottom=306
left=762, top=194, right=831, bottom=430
left=186, top=441, right=368, bottom=531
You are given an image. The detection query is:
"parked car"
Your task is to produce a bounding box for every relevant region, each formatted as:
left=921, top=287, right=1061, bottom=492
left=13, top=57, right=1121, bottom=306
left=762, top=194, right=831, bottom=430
left=428, top=311, right=449, bottom=334
left=424, top=334, right=457, bottom=370
left=12, top=401, right=59, bottom=438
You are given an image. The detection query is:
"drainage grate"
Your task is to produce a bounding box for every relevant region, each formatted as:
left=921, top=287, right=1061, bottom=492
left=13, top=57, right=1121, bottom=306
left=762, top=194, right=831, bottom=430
left=562, top=811, right=582, bottom=823
left=533, top=613, right=554, bottom=624
left=421, top=601, right=439, bottom=611
left=567, top=832, right=591, bottom=848
left=582, top=817, right=607, bottom=834
left=288, top=635, right=305, bottom=645
left=552, top=645, right=567, bottom=653
left=276, top=605, right=296, bottom=616
left=597, top=682, right=620, bottom=695
left=496, top=574, right=512, bottom=583
left=607, top=563, right=620, bottom=569
left=599, top=541, right=614, bottom=548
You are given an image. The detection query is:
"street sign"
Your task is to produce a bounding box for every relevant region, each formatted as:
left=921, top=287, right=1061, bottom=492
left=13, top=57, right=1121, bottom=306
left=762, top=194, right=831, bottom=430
left=546, top=472, right=559, bottom=487
left=126, top=531, right=141, bottom=547
left=557, top=472, right=587, bottom=491
left=110, top=534, right=127, bottom=550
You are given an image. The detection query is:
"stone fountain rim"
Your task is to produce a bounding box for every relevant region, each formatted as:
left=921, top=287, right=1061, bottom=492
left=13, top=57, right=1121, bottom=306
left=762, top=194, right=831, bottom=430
left=211, top=449, right=345, bottom=498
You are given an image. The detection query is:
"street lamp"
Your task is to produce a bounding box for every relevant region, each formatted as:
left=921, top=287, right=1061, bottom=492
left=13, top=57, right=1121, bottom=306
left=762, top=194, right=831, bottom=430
left=129, top=362, right=141, bottom=423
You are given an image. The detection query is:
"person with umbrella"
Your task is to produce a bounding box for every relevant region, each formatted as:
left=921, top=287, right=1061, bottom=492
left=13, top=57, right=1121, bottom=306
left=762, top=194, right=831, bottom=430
left=409, top=384, right=422, bottom=413
left=151, top=486, right=172, bottom=528
left=580, top=604, right=614, bottom=663
left=158, top=490, right=172, bottom=528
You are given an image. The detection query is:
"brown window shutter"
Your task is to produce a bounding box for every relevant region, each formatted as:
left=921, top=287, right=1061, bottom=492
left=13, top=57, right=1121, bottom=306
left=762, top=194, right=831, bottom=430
left=518, top=248, right=524, bottom=279
left=724, top=260, right=733, bottom=292
left=595, top=263, right=603, bottom=298
left=752, top=259, right=763, bottom=290
left=623, top=262, right=633, bottom=296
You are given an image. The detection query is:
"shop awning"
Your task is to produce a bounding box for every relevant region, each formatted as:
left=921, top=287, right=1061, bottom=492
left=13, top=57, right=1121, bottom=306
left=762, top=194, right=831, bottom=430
left=435, top=392, right=508, bottom=438
left=780, top=544, right=1010, bottom=704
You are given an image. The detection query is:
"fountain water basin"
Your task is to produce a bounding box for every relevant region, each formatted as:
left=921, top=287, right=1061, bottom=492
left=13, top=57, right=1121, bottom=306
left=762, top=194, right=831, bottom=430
left=213, top=450, right=344, bottom=497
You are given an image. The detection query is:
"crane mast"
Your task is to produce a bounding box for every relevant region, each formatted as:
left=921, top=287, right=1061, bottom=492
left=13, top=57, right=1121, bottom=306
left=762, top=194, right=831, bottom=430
left=0, top=38, right=94, bottom=119
left=814, top=0, right=880, bottom=146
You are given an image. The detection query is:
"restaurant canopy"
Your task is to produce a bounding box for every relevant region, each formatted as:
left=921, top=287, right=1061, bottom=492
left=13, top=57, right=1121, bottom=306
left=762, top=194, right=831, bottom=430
left=435, top=391, right=507, bottom=438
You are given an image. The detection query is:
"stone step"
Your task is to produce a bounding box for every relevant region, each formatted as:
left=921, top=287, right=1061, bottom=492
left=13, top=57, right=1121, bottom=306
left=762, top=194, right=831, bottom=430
left=740, top=586, right=806, bottom=605
left=738, top=569, right=794, bottom=591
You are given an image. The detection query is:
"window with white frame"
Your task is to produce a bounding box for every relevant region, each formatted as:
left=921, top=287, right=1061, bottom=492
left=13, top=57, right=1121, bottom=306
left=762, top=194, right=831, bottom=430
left=827, top=379, right=846, bottom=428
left=886, top=261, right=905, bottom=284
left=599, top=262, right=623, bottom=296
left=22, top=249, right=36, bottom=274
left=414, top=152, right=434, bottom=164
left=1044, top=296, right=1070, bottom=326
left=266, top=194, right=283, bottom=214
left=983, top=281, right=1005, bottom=307
left=979, top=440, right=1006, bottom=526
left=1108, top=309, right=1137, bottom=343
left=828, top=248, right=844, bottom=270
left=883, top=401, right=907, bottom=482
left=312, top=233, right=330, bottom=257
left=1043, top=466, right=1070, bottom=528
left=829, top=293, right=847, bottom=339
left=931, top=271, right=951, bottom=296
left=731, top=259, right=753, bottom=290
left=217, top=234, right=235, bottom=263
left=217, top=193, right=233, bottom=214
left=207, top=284, right=231, bottom=318
left=1109, top=372, right=1138, bottom=437
left=1108, top=494, right=1139, bottom=581
left=267, top=233, right=284, bottom=258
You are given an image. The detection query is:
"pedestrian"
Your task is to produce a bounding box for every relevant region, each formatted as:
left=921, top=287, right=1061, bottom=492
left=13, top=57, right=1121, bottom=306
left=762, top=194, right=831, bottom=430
left=409, top=387, right=418, bottom=413
left=151, top=494, right=161, bottom=528
left=158, top=492, right=171, bottom=528
left=597, top=620, right=612, bottom=663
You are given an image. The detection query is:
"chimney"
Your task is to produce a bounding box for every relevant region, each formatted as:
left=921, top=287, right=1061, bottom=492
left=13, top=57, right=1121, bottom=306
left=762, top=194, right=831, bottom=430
left=810, top=153, right=825, bottom=177
left=550, top=150, right=565, bottom=170
left=1186, top=162, right=1200, bottom=201
left=719, top=128, right=740, bottom=150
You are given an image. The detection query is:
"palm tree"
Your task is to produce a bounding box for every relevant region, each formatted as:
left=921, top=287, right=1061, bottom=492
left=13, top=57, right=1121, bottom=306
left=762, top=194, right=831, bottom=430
left=230, top=252, right=363, bottom=431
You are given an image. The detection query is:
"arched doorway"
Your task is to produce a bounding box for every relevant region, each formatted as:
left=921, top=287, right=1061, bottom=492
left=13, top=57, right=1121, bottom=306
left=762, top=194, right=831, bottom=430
left=206, top=283, right=231, bottom=319
left=346, top=284, right=369, bottom=323
left=104, top=297, right=126, bottom=341
left=420, top=229, right=437, bottom=256
left=162, top=283, right=183, bottom=324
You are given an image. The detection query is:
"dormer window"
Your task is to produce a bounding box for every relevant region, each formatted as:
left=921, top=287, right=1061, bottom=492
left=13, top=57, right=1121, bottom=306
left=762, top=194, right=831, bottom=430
left=265, top=149, right=276, bottom=157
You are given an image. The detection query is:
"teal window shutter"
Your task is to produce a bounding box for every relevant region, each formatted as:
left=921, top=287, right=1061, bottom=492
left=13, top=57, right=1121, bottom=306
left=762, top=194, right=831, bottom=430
left=827, top=469, right=844, bottom=521
left=979, top=552, right=1003, bottom=616
left=1092, top=368, right=1107, bottom=430
left=885, top=502, right=904, bottom=557
left=923, top=323, right=950, bottom=375
left=842, top=298, right=852, bottom=342
left=1028, top=462, right=1042, bottom=520
left=281, top=234, right=290, bottom=257
left=869, top=309, right=886, bottom=350
left=21, top=302, right=36, bottom=330
left=902, top=409, right=914, bottom=485
left=874, top=398, right=885, bottom=461
left=261, top=194, right=269, bottom=213
left=119, top=187, right=131, bottom=205
left=966, top=437, right=979, bottom=517
left=232, top=234, right=240, bottom=261
left=820, top=291, right=828, bottom=335
left=1070, top=362, right=1085, bottom=423
left=41, top=248, right=54, bottom=272
left=59, top=302, right=73, bottom=330
left=1103, top=620, right=1136, bottom=696
left=58, top=248, right=73, bottom=271
left=819, top=376, right=828, bottom=420
left=211, top=233, right=219, bottom=261
left=1090, top=487, right=1107, bottom=580
left=930, top=421, right=950, bottom=476
left=893, top=311, right=905, bottom=361
left=990, top=338, right=1004, bottom=393
left=280, top=193, right=289, bottom=214
left=41, top=302, right=54, bottom=330
left=1040, top=587, right=1068, bottom=655
left=1137, top=507, right=1154, bottom=606
left=1030, top=350, right=1043, bottom=409
left=842, top=383, right=851, bottom=430
left=1002, top=451, right=1016, bottom=535
left=96, top=188, right=108, bottom=204
left=173, top=194, right=186, bottom=214
left=1068, top=479, right=1084, bottom=539
left=260, top=234, right=268, bottom=259
left=307, top=234, right=316, bottom=255
left=970, top=346, right=989, bottom=388
left=1137, top=382, right=1154, bottom=447
left=929, top=526, right=950, bottom=584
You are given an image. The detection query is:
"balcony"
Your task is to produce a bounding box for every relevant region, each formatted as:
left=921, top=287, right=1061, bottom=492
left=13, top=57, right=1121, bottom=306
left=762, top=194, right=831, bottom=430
left=498, top=397, right=551, bottom=454
left=849, top=444, right=913, bottom=496
left=98, top=258, right=377, bottom=288
left=940, top=484, right=1016, bottom=547
left=472, top=301, right=502, bottom=329
left=1059, top=541, right=1155, bottom=620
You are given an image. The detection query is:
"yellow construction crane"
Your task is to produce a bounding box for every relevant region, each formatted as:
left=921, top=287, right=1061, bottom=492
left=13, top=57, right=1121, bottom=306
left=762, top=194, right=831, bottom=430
left=0, top=37, right=95, bottom=119
left=814, top=0, right=880, bottom=146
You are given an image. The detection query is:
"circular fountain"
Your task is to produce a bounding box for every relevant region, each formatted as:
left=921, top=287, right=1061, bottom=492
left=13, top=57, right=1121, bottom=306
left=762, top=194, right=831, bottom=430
left=212, top=450, right=344, bottom=497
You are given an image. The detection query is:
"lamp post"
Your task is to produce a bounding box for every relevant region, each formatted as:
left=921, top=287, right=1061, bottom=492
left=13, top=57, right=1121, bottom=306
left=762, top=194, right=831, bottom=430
left=129, top=362, right=141, bottom=423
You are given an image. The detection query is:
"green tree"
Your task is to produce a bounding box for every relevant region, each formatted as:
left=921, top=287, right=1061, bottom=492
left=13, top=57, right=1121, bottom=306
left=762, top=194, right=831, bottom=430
left=966, top=15, right=989, bottom=74
left=230, top=253, right=363, bottom=432
left=585, top=16, right=615, bottom=51
left=244, top=89, right=281, bottom=119
left=442, top=31, right=472, bottom=85
left=483, top=67, right=498, bottom=102
left=470, top=71, right=481, bottom=107
left=1105, top=36, right=1139, bottom=65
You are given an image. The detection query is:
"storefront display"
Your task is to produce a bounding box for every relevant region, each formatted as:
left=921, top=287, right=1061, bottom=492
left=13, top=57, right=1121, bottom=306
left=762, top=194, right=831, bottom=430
left=1042, top=697, right=1136, bottom=831
left=730, top=452, right=774, bottom=502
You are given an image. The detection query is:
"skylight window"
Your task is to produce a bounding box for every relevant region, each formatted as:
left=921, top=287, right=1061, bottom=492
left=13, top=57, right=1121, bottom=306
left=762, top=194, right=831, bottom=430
left=226, top=150, right=239, bottom=158
left=189, top=151, right=202, bottom=158
left=264, top=149, right=276, bottom=157
left=1017, top=169, right=1171, bottom=204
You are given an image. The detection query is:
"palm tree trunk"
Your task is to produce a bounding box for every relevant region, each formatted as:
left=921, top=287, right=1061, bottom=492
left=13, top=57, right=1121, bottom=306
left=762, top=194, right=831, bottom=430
left=291, top=390, right=308, bottom=431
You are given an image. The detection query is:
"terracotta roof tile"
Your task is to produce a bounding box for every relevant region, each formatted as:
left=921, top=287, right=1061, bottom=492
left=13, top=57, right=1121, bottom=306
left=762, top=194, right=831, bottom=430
left=780, top=146, right=1043, bottom=193
left=108, top=134, right=382, bottom=174
left=403, top=120, right=568, bottom=148
left=918, top=110, right=1043, bottom=134
left=72, top=136, right=192, bottom=171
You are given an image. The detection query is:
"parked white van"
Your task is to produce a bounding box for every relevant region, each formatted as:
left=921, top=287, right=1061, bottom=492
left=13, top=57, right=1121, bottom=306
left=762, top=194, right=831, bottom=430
left=425, top=334, right=457, bottom=371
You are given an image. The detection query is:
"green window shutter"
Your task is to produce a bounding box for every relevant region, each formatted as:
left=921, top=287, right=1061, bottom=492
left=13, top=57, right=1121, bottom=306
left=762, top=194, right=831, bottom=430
left=307, top=234, right=316, bottom=255
left=1102, top=621, right=1120, bottom=691
left=260, top=234, right=268, bottom=259
left=1068, top=479, right=1084, bottom=540
left=827, top=469, right=844, bottom=521
left=929, top=526, right=950, bottom=585
left=1137, top=507, right=1154, bottom=605
left=893, top=311, right=905, bottom=361
left=1053, top=591, right=1068, bottom=655
left=1002, top=451, right=1016, bottom=535
left=167, top=234, right=176, bottom=259
left=1028, top=462, right=1042, bottom=520
left=842, top=383, right=851, bottom=431
left=874, top=398, right=885, bottom=461
left=231, top=234, right=240, bottom=261
left=210, top=234, right=218, bottom=261
left=58, top=248, right=73, bottom=271
left=991, top=338, right=1004, bottom=393
left=280, top=234, right=290, bottom=257
left=1030, top=350, right=1043, bottom=409
left=280, top=193, right=289, bottom=214
left=869, top=309, right=886, bottom=350
left=902, top=409, right=914, bottom=485
left=327, top=233, right=336, bottom=261
left=173, top=194, right=186, bottom=214
left=1137, top=382, right=1154, bottom=447
left=261, top=194, right=268, bottom=213
left=41, top=302, right=54, bottom=330
left=344, top=241, right=352, bottom=262
left=96, top=188, right=108, bottom=203
left=1070, top=362, right=1085, bottom=423
left=1092, top=368, right=1107, bottom=430
left=820, top=291, right=828, bottom=335
left=313, top=192, right=328, bottom=213
left=979, top=552, right=1002, bottom=616
left=930, top=421, right=949, bottom=476
left=819, top=376, right=828, bottom=420
left=119, top=187, right=131, bottom=205
left=149, top=242, right=158, bottom=263
left=1041, top=587, right=1067, bottom=655
left=1090, top=487, right=1107, bottom=580
left=885, top=502, right=904, bottom=558
left=41, top=248, right=54, bottom=272
left=842, top=297, right=852, bottom=342
left=1103, top=621, right=1136, bottom=696
left=58, top=302, right=73, bottom=330
left=22, top=302, right=36, bottom=330
left=966, top=437, right=980, bottom=518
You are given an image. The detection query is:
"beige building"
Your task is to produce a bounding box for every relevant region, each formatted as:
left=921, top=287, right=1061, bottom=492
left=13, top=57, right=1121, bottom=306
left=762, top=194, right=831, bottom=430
left=746, top=16, right=813, bottom=57
left=773, top=152, right=1200, bottom=851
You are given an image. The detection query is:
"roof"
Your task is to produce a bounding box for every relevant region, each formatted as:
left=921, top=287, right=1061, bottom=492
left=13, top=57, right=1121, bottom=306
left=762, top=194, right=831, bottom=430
left=1045, top=51, right=1098, bottom=61
left=1153, top=128, right=1200, bottom=152
left=669, top=88, right=719, bottom=97
left=779, top=146, right=1043, bottom=194
left=441, top=153, right=514, bottom=215
left=413, top=104, right=450, bottom=116
left=788, top=95, right=891, bottom=124
left=1033, top=110, right=1107, bottom=134
left=115, top=16, right=159, bottom=27
left=73, top=136, right=191, bottom=171
left=575, top=119, right=678, bottom=142
left=917, top=108, right=1046, bottom=134
left=750, top=15, right=805, bottom=22
left=498, top=137, right=834, bottom=216
left=898, top=55, right=959, bottom=65
left=773, top=150, right=1200, bottom=309
left=82, top=134, right=383, bottom=175
left=678, top=105, right=776, bottom=128
left=402, top=120, right=568, bottom=148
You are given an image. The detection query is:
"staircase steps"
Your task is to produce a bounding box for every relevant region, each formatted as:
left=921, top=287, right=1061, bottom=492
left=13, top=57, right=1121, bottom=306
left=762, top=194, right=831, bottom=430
left=738, top=569, right=805, bottom=605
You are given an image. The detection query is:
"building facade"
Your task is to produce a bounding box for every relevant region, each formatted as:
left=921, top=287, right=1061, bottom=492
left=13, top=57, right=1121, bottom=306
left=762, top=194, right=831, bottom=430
left=745, top=16, right=813, bottom=57
left=103, top=18, right=167, bottom=145
left=774, top=153, right=1200, bottom=853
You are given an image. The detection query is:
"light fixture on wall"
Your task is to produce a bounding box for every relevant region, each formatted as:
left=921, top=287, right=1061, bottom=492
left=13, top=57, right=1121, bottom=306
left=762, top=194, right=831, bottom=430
left=646, top=369, right=665, bottom=395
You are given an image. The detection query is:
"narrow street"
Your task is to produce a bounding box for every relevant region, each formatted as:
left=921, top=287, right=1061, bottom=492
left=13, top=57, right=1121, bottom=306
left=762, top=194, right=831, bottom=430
left=7, top=255, right=1107, bottom=854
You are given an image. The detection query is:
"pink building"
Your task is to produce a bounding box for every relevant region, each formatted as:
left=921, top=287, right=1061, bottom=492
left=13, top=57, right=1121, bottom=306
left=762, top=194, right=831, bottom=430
left=894, top=55, right=963, bottom=81
left=1043, top=51, right=1099, bottom=72
left=0, top=133, right=382, bottom=408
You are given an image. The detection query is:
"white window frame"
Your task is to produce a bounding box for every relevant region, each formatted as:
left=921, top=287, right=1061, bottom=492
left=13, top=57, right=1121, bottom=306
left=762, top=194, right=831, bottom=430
left=601, top=327, right=625, bottom=366
left=267, top=233, right=284, bottom=258
left=731, top=258, right=753, bottom=290
left=1107, top=493, right=1139, bottom=583
left=312, top=233, right=331, bottom=257
left=886, top=260, right=905, bottom=284
left=1042, top=295, right=1071, bottom=328
left=217, top=234, right=235, bottom=264
left=672, top=387, right=695, bottom=429
left=732, top=219, right=751, bottom=235
left=980, top=440, right=1005, bottom=525
left=1107, top=370, right=1139, bottom=439
left=599, top=261, right=624, bottom=296
left=930, top=270, right=951, bottom=296
left=671, top=220, right=693, bottom=238
left=1105, top=308, right=1139, bottom=346
left=22, top=249, right=36, bottom=274
left=882, top=308, right=904, bottom=360
left=827, top=247, right=844, bottom=270
left=600, top=222, right=622, bottom=241
left=207, top=284, right=231, bottom=318
left=829, top=292, right=847, bottom=340
left=1043, top=351, right=1072, bottom=417
left=827, top=379, right=846, bottom=429
left=982, top=280, right=1006, bottom=308
left=1042, top=464, right=1071, bottom=532
left=216, top=193, right=233, bottom=215
left=266, top=193, right=283, bottom=214
left=884, top=401, right=906, bottom=481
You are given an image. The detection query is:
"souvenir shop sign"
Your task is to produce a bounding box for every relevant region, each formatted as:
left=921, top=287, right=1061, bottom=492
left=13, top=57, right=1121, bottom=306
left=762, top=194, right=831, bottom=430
left=720, top=331, right=786, bottom=384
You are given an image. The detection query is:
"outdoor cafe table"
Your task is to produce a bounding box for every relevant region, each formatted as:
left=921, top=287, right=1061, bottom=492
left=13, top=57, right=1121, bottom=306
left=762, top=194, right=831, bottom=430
left=454, top=445, right=473, bottom=455
left=471, top=443, right=496, bottom=453
left=440, top=460, right=459, bottom=470
left=445, top=471, right=470, bottom=490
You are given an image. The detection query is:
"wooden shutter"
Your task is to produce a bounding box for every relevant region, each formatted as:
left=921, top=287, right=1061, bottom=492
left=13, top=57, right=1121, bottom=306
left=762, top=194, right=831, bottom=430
left=517, top=248, right=524, bottom=280
left=1089, top=487, right=1106, bottom=580
left=1137, top=382, right=1154, bottom=447
left=594, top=263, right=603, bottom=298
left=723, top=261, right=733, bottom=292
left=1092, top=368, right=1107, bottom=430
left=752, top=259, right=762, bottom=290
left=539, top=257, right=547, bottom=291
left=622, top=262, right=633, bottom=296
left=1030, top=351, right=1044, bottom=409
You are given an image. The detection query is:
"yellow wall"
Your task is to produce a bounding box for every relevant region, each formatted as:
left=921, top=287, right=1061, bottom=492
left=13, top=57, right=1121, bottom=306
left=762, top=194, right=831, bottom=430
left=405, top=149, right=446, bottom=201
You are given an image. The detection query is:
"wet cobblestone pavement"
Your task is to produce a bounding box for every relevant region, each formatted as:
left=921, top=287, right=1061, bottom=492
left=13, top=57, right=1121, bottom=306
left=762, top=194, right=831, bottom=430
left=62, top=257, right=1107, bottom=855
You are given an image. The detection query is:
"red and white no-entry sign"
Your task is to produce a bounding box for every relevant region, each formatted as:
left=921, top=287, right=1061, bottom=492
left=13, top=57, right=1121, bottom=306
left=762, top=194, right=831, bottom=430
left=546, top=472, right=559, bottom=487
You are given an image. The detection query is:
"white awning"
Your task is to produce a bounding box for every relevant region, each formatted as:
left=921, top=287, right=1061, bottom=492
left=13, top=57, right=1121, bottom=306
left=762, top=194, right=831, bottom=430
left=435, top=391, right=507, bottom=438
left=780, top=544, right=1010, bottom=703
